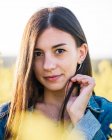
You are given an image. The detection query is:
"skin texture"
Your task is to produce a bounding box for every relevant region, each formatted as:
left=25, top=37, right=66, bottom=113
left=33, top=27, right=95, bottom=124
left=34, top=27, right=79, bottom=92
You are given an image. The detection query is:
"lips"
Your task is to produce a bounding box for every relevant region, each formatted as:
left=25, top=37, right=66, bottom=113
left=44, top=74, right=62, bottom=81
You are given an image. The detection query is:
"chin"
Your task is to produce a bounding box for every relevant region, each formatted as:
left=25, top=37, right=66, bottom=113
left=45, top=85, right=65, bottom=91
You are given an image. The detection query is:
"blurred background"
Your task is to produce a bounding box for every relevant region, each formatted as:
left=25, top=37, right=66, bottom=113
left=0, top=0, right=112, bottom=104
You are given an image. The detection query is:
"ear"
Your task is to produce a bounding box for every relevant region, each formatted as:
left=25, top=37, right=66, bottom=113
left=77, top=43, right=88, bottom=64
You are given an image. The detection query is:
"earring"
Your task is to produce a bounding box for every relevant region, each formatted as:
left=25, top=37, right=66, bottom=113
left=77, top=62, right=83, bottom=71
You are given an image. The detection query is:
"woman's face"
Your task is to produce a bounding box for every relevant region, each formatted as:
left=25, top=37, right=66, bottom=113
left=33, top=27, right=82, bottom=91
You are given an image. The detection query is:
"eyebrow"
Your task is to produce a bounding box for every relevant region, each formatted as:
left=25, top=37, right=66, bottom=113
left=34, top=43, right=67, bottom=51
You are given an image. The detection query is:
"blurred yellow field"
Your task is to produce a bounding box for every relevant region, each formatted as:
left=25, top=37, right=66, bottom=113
left=0, top=59, right=112, bottom=104
left=0, top=59, right=112, bottom=139
left=0, top=66, right=14, bottom=104
left=93, top=60, right=112, bottom=101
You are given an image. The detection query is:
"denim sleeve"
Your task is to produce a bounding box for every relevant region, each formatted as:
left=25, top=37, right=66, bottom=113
left=71, top=110, right=101, bottom=140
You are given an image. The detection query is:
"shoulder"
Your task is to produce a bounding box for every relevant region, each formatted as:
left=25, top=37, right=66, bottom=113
left=94, top=95, right=112, bottom=114
left=0, top=102, right=10, bottom=125
left=93, top=95, right=112, bottom=122
left=93, top=95, right=112, bottom=138
left=0, top=102, right=10, bottom=140
left=0, top=102, right=10, bottom=119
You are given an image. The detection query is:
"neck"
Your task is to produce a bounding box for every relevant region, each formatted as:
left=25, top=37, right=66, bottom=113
left=36, top=87, right=77, bottom=122
left=44, top=88, right=65, bottom=108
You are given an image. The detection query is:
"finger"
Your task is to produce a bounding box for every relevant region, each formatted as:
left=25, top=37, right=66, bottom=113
left=71, top=77, right=89, bottom=85
left=71, top=74, right=91, bottom=81
left=80, top=80, right=89, bottom=87
left=71, top=76, right=95, bottom=86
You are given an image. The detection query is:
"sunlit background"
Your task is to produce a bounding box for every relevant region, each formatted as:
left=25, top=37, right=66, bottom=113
left=0, top=0, right=112, bottom=58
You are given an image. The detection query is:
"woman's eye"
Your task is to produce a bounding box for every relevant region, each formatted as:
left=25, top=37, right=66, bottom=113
left=55, top=49, right=65, bottom=54
left=34, top=51, right=43, bottom=57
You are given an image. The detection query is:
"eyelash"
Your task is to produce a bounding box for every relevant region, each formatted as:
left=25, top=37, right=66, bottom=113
left=34, top=49, right=66, bottom=57
left=34, top=51, right=43, bottom=57
left=55, top=49, right=66, bottom=54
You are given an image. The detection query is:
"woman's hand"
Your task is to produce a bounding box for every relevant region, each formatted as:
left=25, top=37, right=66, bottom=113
left=66, top=74, right=95, bottom=126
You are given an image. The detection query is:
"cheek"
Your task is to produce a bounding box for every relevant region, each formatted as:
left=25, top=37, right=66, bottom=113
left=63, top=55, right=78, bottom=75
left=33, top=61, right=42, bottom=77
left=67, top=62, right=77, bottom=75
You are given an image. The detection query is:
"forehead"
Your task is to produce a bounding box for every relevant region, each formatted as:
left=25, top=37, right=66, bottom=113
left=35, top=27, right=77, bottom=49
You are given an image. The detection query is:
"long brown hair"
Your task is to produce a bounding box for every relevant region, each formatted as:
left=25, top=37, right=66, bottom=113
left=5, top=6, right=92, bottom=139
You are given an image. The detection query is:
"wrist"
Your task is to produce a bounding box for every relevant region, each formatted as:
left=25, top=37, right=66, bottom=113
left=71, top=112, right=84, bottom=126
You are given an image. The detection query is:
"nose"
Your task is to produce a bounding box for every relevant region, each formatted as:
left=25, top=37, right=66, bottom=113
left=43, top=54, right=56, bottom=71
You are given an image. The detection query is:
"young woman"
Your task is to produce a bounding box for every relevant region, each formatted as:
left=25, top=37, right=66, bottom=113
left=0, top=6, right=112, bottom=140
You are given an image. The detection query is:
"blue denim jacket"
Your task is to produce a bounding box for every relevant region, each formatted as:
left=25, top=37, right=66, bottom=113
left=0, top=95, right=112, bottom=140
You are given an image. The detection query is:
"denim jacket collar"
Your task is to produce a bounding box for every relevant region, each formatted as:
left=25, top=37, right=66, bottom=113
left=0, top=102, right=10, bottom=119
left=27, top=95, right=104, bottom=113
left=0, top=95, right=104, bottom=118
left=87, top=96, right=104, bottom=114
